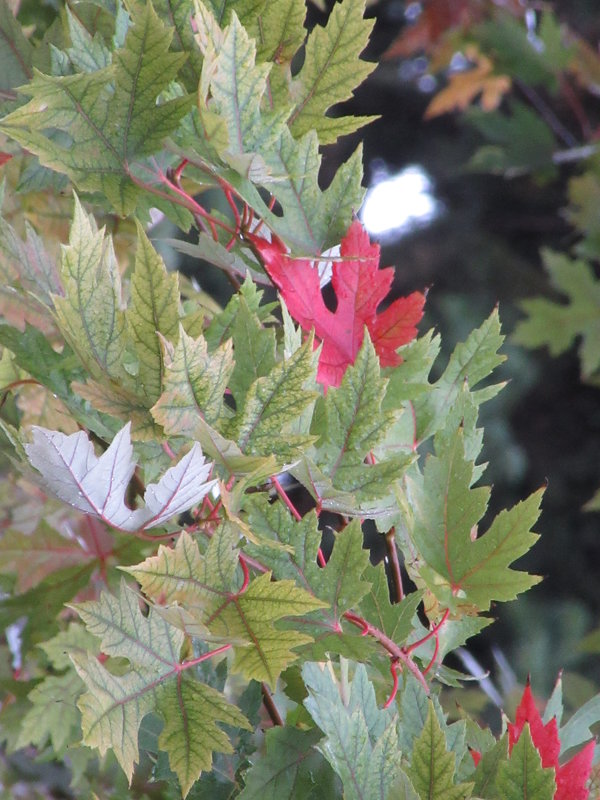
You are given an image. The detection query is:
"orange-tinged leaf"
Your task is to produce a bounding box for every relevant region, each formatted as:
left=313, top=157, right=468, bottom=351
left=425, top=47, right=511, bottom=118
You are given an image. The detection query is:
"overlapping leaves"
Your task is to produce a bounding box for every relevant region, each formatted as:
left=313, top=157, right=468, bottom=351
left=0, top=2, right=191, bottom=217
left=71, top=580, right=251, bottom=797
left=123, top=526, right=327, bottom=686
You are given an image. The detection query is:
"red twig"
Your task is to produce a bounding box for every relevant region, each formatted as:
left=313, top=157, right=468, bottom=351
left=343, top=611, right=430, bottom=694
left=317, top=547, right=327, bottom=568
left=252, top=194, right=277, bottom=235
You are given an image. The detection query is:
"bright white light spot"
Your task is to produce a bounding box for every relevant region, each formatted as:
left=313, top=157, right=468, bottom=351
left=360, top=165, right=441, bottom=240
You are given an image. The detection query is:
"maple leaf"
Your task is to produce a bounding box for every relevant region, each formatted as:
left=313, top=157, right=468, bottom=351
left=123, top=528, right=327, bottom=687
left=508, top=684, right=595, bottom=800
left=402, top=426, right=543, bottom=612
left=473, top=683, right=595, bottom=800
left=24, top=422, right=217, bottom=533
left=425, top=47, right=511, bottom=118
left=513, top=249, right=600, bottom=380
left=251, top=219, right=425, bottom=389
left=0, top=2, right=192, bottom=217
left=71, top=580, right=252, bottom=796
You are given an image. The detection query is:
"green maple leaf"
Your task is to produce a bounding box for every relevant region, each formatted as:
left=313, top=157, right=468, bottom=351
left=244, top=498, right=376, bottom=658
left=229, top=335, right=318, bottom=459
left=0, top=323, right=117, bottom=438
left=122, top=528, right=327, bottom=686
left=0, top=213, right=62, bottom=317
left=238, top=727, right=338, bottom=800
left=126, top=223, right=180, bottom=405
left=205, top=275, right=277, bottom=350
left=263, top=132, right=365, bottom=253
left=16, top=672, right=83, bottom=755
left=287, top=0, right=378, bottom=144
left=70, top=580, right=251, bottom=797
left=16, top=625, right=96, bottom=756
left=201, top=0, right=267, bottom=28
left=398, top=676, right=467, bottom=765
left=228, top=295, right=277, bottom=407
left=385, top=311, right=506, bottom=458
left=151, top=324, right=234, bottom=434
left=183, top=5, right=365, bottom=253
left=402, top=426, right=543, bottom=612
left=153, top=0, right=203, bottom=92
left=0, top=2, right=192, bottom=216
left=0, top=521, right=93, bottom=593
left=254, top=0, right=306, bottom=64
left=295, top=336, right=412, bottom=514
left=64, top=5, right=112, bottom=73
left=302, top=662, right=401, bottom=800
left=245, top=499, right=370, bottom=620
left=0, top=0, right=33, bottom=104
left=513, top=249, right=600, bottom=380
left=407, top=704, right=473, bottom=800
left=472, top=735, right=509, bottom=798
left=53, top=195, right=129, bottom=385
left=495, top=725, right=556, bottom=800
left=359, top=564, right=423, bottom=644
left=55, top=199, right=182, bottom=438
left=210, top=13, right=283, bottom=161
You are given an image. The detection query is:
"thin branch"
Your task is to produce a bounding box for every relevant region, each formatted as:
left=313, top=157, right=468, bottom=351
left=385, top=528, right=404, bottom=602
left=516, top=79, right=578, bottom=148
left=343, top=611, right=430, bottom=694
left=261, top=683, right=284, bottom=726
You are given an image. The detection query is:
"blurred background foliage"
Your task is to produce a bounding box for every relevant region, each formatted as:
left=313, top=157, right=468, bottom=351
left=3, top=0, right=600, bottom=792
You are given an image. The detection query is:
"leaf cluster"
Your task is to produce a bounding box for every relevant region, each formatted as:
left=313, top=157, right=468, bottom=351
left=0, top=1, right=590, bottom=799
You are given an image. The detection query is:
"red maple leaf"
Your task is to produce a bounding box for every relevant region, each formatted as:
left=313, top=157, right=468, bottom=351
left=248, top=220, right=425, bottom=389
left=471, top=682, right=594, bottom=800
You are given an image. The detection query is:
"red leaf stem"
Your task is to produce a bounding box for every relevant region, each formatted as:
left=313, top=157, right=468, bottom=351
left=174, top=643, right=231, bottom=673
left=271, top=475, right=303, bottom=522
left=406, top=608, right=450, bottom=654
left=238, top=555, right=250, bottom=594
left=422, top=632, right=440, bottom=676
left=162, top=441, right=177, bottom=460
left=383, top=659, right=400, bottom=708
